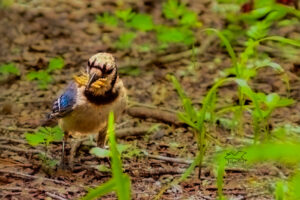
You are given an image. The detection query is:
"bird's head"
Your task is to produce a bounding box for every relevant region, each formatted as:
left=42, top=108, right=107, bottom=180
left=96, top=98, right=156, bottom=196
left=80, top=53, right=118, bottom=96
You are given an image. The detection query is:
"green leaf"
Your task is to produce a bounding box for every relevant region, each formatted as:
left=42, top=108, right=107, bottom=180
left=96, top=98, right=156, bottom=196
left=52, top=126, right=64, bottom=141
left=98, top=164, right=111, bottom=172
left=96, top=13, right=118, bottom=27
left=26, top=70, right=53, bottom=89
left=254, top=58, right=283, bottom=72
left=81, top=179, right=115, bottom=200
left=276, top=98, right=295, bottom=107
left=90, top=147, right=110, bottom=158
left=180, top=10, right=201, bottom=27
left=25, top=132, right=46, bottom=146
left=115, top=32, right=136, bottom=50
left=25, top=126, right=64, bottom=147
left=247, top=21, right=270, bottom=40
left=204, top=28, right=237, bottom=70
left=0, top=63, right=20, bottom=76
left=47, top=57, right=64, bottom=72
left=116, top=144, right=129, bottom=154
left=115, top=9, right=135, bottom=22
left=265, top=93, right=280, bottom=108
left=275, top=181, right=286, bottom=200
left=162, top=0, right=186, bottom=19
left=260, top=36, right=300, bottom=47
left=156, top=26, right=194, bottom=45
left=108, top=112, right=131, bottom=200
left=241, top=7, right=272, bottom=21
left=126, top=13, right=154, bottom=31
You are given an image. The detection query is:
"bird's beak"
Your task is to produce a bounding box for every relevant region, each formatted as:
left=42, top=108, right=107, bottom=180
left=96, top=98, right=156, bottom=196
left=86, top=73, right=98, bottom=89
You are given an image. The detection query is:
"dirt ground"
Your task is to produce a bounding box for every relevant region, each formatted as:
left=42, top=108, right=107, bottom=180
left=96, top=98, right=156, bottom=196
left=0, top=0, right=300, bottom=199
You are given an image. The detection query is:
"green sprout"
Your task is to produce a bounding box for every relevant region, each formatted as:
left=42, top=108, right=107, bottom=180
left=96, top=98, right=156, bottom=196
left=162, top=0, right=201, bottom=27
left=96, top=12, right=118, bottom=27
left=25, top=126, right=63, bottom=167
left=156, top=26, right=195, bottom=46
left=0, top=63, right=20, bottom=76
left=115, top=9, right=135, bottom=23
left=214, top=142, right=300, bottom=199
left=114, top=32, right=137, bottom=50
left=126, top=13, right=154, bottom=31
left=82, top=112, right=131, bottom=200
left=26, top=57, right=64, bottom=89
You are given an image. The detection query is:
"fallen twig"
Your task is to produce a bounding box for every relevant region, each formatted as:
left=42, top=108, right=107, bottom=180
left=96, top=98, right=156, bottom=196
left=116, top=127, right=151, bottom=138
left=45, top=192, right=68, bottom=200
left=127, top=106, right=184, bottom=126
left=146, top=153, right=193, bottom=165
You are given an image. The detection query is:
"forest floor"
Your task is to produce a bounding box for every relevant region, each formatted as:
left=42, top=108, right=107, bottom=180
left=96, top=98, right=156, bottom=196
left=0, top=0, right=300, bottom=199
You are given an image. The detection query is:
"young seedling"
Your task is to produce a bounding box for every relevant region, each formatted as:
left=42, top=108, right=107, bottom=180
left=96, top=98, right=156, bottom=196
left=214, top=142, right=300, bottom=199
left=215, top=0, right=300, bottom=43
left=96, top=12, right=118, bottom=27
left=115, top=9, right=135, bottom=23
left=114, top=32, right=137, bottom=50
left=25, top=126, right=63, bottom=167
left=82, top=112, right=131, bottom=200
left=162, top=0, right=201, bottom=27
left=0, top=63, right=20, bottom=76
left=26, top=57, right=64, bottom=89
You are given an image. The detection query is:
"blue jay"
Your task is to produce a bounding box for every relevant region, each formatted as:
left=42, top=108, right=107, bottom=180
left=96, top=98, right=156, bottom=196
left=47, top=53, right=127, bottom=168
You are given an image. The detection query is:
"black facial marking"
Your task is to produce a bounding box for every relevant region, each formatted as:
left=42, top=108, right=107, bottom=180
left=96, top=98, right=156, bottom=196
left=84, top=88, right=119, bottom=105
left=102, top=63, right=107, bottom=71
left=106, top=68, right=114, bottom=74
left=84, top=70, right=119, bottom=105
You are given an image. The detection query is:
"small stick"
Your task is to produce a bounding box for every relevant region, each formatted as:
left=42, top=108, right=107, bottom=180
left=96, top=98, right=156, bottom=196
left=116, top=127, right=151, bottom=138
left=146, top=153, right=193, bottom=165
left=127, top=107, right=184, bottom=126
left=45, top=192, right=68, bottom=200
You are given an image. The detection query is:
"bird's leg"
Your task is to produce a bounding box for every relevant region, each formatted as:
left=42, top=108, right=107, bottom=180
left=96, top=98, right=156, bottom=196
left=60, top=132, right=69, bottom=169
left=69, top=137, right=88, bottom=170
left=97, top=125, right=108, bottom=148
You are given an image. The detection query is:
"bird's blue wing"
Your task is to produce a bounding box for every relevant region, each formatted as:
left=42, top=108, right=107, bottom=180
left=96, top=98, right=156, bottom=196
left=49, top=82, right=77, bottom=119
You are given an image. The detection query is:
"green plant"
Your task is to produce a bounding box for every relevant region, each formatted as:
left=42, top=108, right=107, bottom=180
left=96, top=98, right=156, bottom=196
left=0, top=63, right=20, bottom=76
left=82, top=112, right=131, bottom=200
left=162, top=0, right=201, bottom=27
left=26, top=57, right=64, bottom=89
left=114, top=32, right=137, bottom=50
left=126, top=13, right=154, bottom=31
left=235, top=79, right=294, bottom=141
left=96, top=12, right=118, bottom=27
left=216, top=0, right=300, bottom=43
left=156, top=26, right=195, bottom=46
left=115, top=9, right=135, bottom=23
left=206, top=29, right=300, bottom=137
left=214, top=142, right=300, bottom=199
left=90, top=144, right=129, bottom=158
left=25, top=126, right=63, bottom=167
